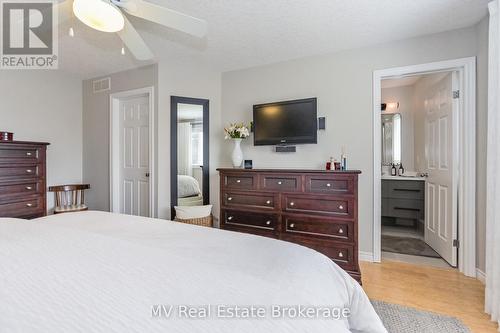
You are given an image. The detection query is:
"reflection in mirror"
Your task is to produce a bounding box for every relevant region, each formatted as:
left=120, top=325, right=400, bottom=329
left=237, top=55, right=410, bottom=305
left=381, top=113, right=401, bottom=165
left=177, top=103, right=204, bottom=206
left=171, top=97, right=209, bottom=218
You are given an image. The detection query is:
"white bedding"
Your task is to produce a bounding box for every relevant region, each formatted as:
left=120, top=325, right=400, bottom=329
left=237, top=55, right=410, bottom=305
left=178, top=175, right=201, bottom=198
left=0, top=211, right=387, bottom=333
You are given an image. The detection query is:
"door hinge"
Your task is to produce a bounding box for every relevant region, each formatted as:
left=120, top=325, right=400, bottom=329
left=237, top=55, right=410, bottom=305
left=453, top=239, right=460, bottom=248
left=453, top=90, right=460, bottom=99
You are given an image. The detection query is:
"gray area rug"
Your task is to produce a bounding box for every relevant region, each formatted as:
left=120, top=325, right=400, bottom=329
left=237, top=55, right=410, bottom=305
left=382, top=235, right=440, bottom=258
left=372, top=301, right=471, bottom=333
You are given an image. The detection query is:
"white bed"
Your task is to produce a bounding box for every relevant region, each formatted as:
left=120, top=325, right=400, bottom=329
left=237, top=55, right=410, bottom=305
left=0, top=211, right=387, bottom=333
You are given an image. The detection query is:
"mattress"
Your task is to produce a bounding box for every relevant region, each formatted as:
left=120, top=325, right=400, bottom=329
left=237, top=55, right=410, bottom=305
left=0, top=211, right=387, bottom=333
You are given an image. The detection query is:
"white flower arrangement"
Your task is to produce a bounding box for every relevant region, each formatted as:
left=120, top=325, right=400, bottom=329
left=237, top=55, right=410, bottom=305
left=224, top=123, right=250, bottom=139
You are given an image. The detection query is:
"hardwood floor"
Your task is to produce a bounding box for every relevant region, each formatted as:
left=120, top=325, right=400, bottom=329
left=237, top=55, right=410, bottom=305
left=361, top=260, right=498, bottom=333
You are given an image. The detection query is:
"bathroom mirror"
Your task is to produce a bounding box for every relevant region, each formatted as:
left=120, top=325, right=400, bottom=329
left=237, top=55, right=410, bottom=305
left=381, top=113, right=401, bottom=165
left=170, top=96, right=210, bottom=218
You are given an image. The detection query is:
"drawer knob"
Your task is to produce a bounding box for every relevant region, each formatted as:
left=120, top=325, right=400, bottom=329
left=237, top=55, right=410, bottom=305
left=236, top=179, right=241, bottom=183
left=338, top=228, right=344, bottom=234
left=227, top=216, right=233, bottom=221
left=290, top=202, right=295, bottom=206
left=278, top=181, right=282, bottom=185
left=326, top=183, right=331, bottom=187
left=26, top=152, right=32, bottom=156
left=228, top=197, right=233, bottom=201
left=26, top=169, right=33, bottom=173
left=289, top=223, right=295, bottom=229
left=26, top=186, right=33, bottom=190
left=339, top=205, right=344, bottom=210
left=265, top=220, right=271, bottom=225
left=266, top=200, right=271, bottom=205
left=26, top=203, right=33, bottom=207
left=338, top=252, right=344, bottom=258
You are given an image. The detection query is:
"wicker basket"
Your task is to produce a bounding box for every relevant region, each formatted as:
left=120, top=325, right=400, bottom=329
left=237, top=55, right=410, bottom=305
left=174, top=215, right=213, bottom=228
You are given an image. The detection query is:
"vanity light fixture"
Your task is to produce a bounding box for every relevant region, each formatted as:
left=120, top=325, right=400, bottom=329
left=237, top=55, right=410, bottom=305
left=386, top=102, right=400, bottom=110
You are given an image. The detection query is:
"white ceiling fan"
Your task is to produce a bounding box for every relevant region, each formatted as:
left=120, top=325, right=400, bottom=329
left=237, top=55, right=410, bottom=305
left=60, top=0, right=207, bottom=61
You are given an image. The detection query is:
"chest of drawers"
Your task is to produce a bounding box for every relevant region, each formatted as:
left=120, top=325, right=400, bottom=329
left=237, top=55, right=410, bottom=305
left=0, top=141, right=49, bottom=219
left=218, top=168, right=362, bottom=283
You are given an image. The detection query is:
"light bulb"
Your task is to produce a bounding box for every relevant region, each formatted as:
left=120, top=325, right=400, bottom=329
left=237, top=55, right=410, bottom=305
left=73, top=0, right=124, bottom=33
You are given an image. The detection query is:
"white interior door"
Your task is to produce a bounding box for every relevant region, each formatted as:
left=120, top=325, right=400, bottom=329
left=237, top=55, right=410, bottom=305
left=119, top=95, right=150, bottom=217
left=424, top=72, right=458, bottom=266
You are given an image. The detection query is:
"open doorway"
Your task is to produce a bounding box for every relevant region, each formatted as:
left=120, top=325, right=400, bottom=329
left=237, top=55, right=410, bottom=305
left=373, top=58, right=477, bottom=277
left=380, top=72, right=458, bottom=268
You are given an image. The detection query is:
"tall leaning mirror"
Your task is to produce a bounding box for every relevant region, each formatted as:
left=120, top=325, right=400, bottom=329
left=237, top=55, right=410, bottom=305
left=170, top=96, right=210, bottom=218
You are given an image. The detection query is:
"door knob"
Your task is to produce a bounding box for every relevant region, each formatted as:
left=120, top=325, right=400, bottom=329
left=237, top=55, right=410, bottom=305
left=145, top=173, right=150, bottom=178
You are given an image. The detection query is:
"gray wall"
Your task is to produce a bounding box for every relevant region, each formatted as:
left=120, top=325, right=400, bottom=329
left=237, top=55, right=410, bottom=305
left=82, top=65, right=159, bottom=214
left=0, top=71, right=83, bottom=212
left=221, top=23, right=489, bottom=270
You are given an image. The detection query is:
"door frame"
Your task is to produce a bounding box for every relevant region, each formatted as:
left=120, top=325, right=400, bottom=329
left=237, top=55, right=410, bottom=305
left=109, top=86, right=156, bottom=217
left=372, top=57, right=476, bottom=277
left=170, top=96, right=210, bottom=218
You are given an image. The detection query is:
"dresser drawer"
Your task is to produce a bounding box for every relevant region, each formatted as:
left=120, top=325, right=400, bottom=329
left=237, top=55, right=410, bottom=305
left=305, top=174, right=354, bottom=195
left=281, top=235, right=355, bottom=270
left=282, top=214, right=353, bottom=242
left=222, top=209, right=278, bottom=231
left=0, top=165, right=40, bottom=179
left=0, top=147, right=41, bottom=163
left=260, top=174, right=301, bottom=192
left=0, top=180, right=42, bottom=199
left=282, top=194, right=353, bottom=218
left=223, top=192, right=276, bottom=210
left=222, top=174, right=257, bottom=190
left=382, top=180, right=425, bottom=200
left=0, top=196, right=44, bottom=218
left=382, top=198, right=424, bottom=219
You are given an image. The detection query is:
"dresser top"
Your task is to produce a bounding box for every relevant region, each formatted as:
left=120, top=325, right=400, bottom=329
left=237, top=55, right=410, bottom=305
left=217, top=168, right=361, bottom=174
left=0, top=140, right=50, bottom=146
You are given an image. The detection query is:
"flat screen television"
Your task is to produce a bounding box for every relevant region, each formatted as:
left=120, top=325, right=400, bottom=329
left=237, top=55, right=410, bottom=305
left=253, top=98, right=317, bottom=146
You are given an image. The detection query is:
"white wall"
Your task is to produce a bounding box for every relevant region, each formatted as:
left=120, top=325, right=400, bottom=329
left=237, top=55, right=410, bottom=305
left=221, top=24, right=487, bottom=266
left=0, top=71, right=83, bottom=212
left=381, top=86, right=415, bottom=170
left=157, top=61, right=222, bottom=220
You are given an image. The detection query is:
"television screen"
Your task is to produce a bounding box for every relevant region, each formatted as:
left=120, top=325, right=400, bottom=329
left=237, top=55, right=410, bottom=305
left=253, top=98, right=317, bottom=146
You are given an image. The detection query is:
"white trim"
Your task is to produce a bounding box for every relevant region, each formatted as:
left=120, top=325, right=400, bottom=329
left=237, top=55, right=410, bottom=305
left=477, top=268, right=486, bottom=284
left=359, top=251, right=374, bottom=262
left=372, top=57, right=476, bottom=277
left=109, top=86, right=156, bottom=218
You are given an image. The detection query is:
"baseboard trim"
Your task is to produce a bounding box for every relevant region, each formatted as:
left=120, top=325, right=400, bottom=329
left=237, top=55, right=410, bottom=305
left=359, top=251, right=374, bottom=262
left=476, top=268, right=486, bottom=284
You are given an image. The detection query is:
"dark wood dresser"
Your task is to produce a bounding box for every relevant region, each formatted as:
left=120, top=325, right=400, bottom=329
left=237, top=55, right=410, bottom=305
left=0, top=141, right=49, bottom=219
left=217, top=168, right=362, bottom=283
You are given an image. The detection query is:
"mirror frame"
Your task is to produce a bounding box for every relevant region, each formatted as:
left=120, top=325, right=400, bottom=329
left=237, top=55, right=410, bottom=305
left=170, top=96, right=210, bottom=218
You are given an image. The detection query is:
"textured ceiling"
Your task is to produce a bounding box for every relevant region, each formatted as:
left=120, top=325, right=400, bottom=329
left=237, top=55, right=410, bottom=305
left=56, top=0, right=490, bottom=78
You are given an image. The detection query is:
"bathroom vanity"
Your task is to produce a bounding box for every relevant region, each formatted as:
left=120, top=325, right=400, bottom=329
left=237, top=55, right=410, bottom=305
left=381, top=177, right=425, bottom=223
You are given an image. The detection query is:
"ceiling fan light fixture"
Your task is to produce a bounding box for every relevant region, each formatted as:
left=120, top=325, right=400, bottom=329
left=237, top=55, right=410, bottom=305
left=73, top=0, right=125, bottom=33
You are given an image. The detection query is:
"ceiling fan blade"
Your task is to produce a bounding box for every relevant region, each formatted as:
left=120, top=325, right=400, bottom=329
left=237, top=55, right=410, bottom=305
left=117, top=14, right=154, bottom=61
left=114, top=0, right=207, bottom=38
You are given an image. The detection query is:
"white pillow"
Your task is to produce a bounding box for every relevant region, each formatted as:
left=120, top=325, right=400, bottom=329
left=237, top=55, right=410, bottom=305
left=175, top=205, right=212, bottom=219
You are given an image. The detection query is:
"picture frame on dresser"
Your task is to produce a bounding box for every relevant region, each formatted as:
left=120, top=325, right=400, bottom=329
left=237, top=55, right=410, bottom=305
left=217, top=168, right=362, bottom=284
left=0, top=141, right=49, bottom=219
